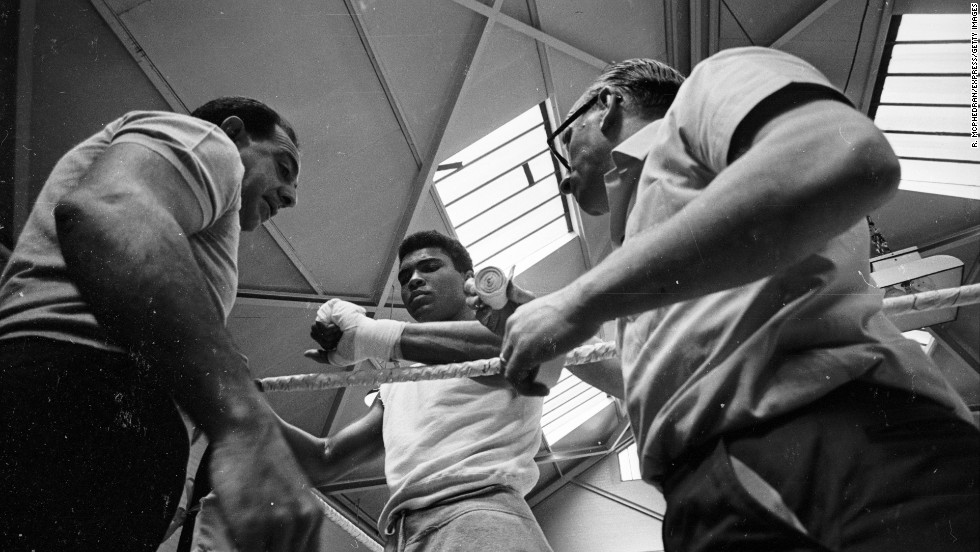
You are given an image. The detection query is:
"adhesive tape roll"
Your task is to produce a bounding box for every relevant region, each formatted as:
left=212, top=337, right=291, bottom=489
left=475, top=266, right=509, bottom=310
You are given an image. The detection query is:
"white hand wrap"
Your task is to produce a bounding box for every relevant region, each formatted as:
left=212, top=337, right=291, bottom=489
left=320, top=298, right=406, bottom=366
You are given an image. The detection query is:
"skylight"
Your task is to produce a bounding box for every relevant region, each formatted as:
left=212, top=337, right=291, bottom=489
left=433, top=104, right=572, bottom=271
left=541, top=369, right=614, bottom=444
left=903, top=329, right=937, bottom=355
left=870, top=14, right=979, bottom=200
left=618, top=442, right=642, bottom=481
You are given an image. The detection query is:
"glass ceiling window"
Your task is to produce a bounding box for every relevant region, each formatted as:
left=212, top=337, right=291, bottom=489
left=541, top=368, right=614, bottom=444
left=869, top=14, right=979, bottom=200
left=433, top=104, right=572, bottom=271
left=903, top=329, right=937, bottom=355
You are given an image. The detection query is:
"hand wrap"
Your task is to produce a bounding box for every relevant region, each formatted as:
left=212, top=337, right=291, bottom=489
left=316, top=298, right=406, bottom=366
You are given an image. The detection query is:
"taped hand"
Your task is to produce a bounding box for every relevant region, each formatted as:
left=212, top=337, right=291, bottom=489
left=304, top=298, right=406, bottom=367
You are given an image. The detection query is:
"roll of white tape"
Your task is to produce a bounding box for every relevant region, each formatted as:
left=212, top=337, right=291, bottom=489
left=475, top=266, right=509, bottom=310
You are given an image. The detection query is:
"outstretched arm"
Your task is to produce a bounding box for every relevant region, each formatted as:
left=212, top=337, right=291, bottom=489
left=55, top=142, right=322, bottom=552
left=276, top=400, right=385, bottom=487
left=499, top=89, right=901, bottom=393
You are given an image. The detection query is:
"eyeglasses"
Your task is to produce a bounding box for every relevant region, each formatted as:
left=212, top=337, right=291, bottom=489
left=546, top=94, right=599, bottom=174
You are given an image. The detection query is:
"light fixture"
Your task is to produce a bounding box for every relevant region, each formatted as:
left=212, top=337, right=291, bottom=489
left=870, top=246, right=964, bottom=331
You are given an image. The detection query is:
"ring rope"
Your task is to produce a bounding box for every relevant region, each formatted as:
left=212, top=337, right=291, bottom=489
left=881, top=282, right=980, bottom=316
left=310, top=488, right=383, bottom=551
left=257, top=284, right=980, bottom=393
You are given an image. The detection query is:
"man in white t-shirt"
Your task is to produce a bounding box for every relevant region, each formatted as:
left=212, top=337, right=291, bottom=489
left=293, top=230, right=621, bottom=551
left=490, top=48, right=979, bottom=551
left=0, top=97, right=324, bottom=551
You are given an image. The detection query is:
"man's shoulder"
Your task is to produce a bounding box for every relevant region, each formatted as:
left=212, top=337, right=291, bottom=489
left=113, top=110, right=223, bottom=139
left=110, top=110, right=239, bottom=168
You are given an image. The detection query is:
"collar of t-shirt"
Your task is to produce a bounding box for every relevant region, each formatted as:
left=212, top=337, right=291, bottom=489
left=603, top=120, right=662, bottom=246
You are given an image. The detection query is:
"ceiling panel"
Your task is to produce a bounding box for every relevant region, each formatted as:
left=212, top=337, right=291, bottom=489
left=238, top=226, right=318, bottom=293
left=437, top=23, right=549, bottom=164
left=354, top=0, right=486, bottom=162
left=722, top=0, right=870, bottom=90
left=28, top=0, right=172, bottom=203
left=111, top=0, right=422, bottom=300
left=871, top=191, right=980, bottom=251
left=535, top=0, right=668, bottom=67
left=725, top=0, right=828, bottom=46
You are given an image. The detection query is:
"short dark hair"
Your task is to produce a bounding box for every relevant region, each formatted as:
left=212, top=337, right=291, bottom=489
left=573, top=58, right=686, bottom=118
left=190, top=96, right=299, bottom=148
left=398, top=231, right=473, bottom=274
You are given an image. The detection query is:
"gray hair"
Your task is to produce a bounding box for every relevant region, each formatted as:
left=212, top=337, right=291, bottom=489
left=573, top=58, right=686, bottom=118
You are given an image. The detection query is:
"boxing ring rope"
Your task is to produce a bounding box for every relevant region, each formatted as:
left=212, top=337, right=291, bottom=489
left=257, top=283, right=980, bottom=393
left=310, top=489, right=384, bottom=551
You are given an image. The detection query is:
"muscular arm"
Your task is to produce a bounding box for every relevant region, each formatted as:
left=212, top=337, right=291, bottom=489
left=55, top=142, right=264, bottom=441
left=398, top=321, right=501, bottom=363
left=402, top=321, right=624, bottom=397
left=55, top=142, right=321, bottom=551
left=573, top=91, right=899, bottom=323
left=501, top=90, right=901, bottom=390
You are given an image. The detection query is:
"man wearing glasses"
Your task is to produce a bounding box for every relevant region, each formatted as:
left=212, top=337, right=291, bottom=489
left=486, top=47, right=979, bottom=551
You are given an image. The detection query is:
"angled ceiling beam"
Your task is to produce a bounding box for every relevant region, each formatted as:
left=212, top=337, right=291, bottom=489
left=263, top=223, right=327, bottom=294
left=340, top=0, right=423, bottom=167
left=374, top=0, right=507, bottom=311
left=567, top=479, right=665, bottom=520
left=770, top=0, right=846, bottom=48
left=527, top=451, right=609, bottom=508
left=919, top=223, right=980, bottom=257
left=527, top=417, right=632, bottom=508
left=452, top=0, right=609, bottom=70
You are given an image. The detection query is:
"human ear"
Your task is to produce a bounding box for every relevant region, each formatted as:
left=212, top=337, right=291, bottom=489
left=598, top=88, right=622, bottom=134
left=219, top=116, right=246, bottom=144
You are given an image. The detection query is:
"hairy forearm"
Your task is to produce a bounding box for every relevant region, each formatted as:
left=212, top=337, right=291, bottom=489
left=55, top=197, right=270, bottom=439
left=571, top=101, right=899, bottom=325
left=399, top=320, right=502, bottom=363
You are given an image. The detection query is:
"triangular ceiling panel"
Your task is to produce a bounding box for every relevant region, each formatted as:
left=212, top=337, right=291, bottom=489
left=28, top=1, right=172, bottom=200
left=724, top=0, right=828, bottom=46
left=354, top=0, right=486, bottom=162
left=437, top=23, right=549, bottom=164
left=535, top=0, right=668, bottom=68
left=238, top=226, right=318, bottom=293
left=776, top=0, right=872, bottom=89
